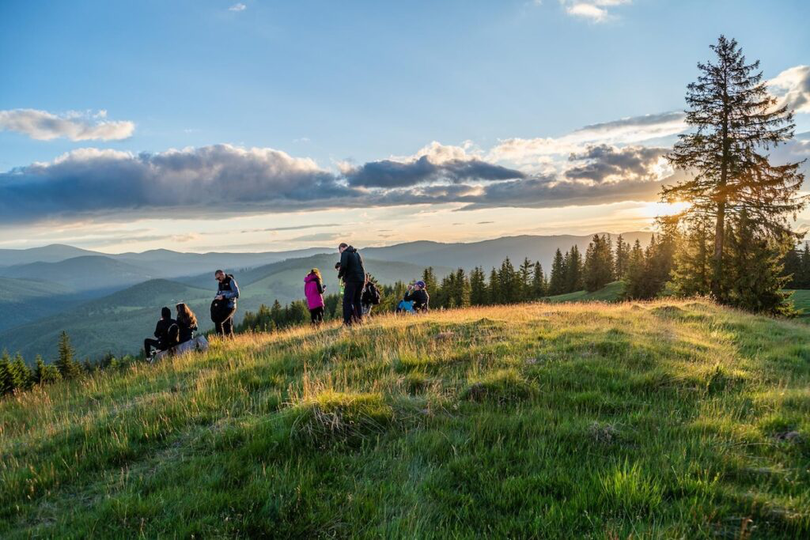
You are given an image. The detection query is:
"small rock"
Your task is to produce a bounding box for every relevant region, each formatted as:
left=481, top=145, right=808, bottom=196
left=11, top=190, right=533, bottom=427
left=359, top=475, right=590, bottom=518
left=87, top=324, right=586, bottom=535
left=774, top=431, right=803, bottom=443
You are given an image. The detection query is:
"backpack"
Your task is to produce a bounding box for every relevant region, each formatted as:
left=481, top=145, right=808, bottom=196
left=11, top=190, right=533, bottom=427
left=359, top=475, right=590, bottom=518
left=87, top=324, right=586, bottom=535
left=365, top=282, right=381, bottom=305
left=166, top=323, right=180, bottom=348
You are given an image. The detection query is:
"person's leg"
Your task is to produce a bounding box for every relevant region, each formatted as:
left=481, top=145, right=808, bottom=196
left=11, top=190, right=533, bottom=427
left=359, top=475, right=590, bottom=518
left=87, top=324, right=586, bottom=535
left=342, top=284, right=356, bottom=325
left=223, top=316, right=234, bottom=338
left=144, top=338, right=160, bottom=357
left=215, top=320, right=223, bottom=335
left=315, top=307, right=324, bottom=324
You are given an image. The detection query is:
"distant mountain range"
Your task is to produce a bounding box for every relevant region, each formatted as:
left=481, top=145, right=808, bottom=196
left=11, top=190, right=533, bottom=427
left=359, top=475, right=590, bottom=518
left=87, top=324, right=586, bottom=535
left=0, top=232, right=652, bottom=360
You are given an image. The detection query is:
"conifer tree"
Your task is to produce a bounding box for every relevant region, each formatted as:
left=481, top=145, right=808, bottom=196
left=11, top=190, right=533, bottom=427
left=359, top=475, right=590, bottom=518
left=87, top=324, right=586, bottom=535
left=614, top=234, right=630, bottom=279
left=421, top=267, right=438, bottom=297
left=518, top=258, right=534, bottom=299
left=454, top=268, right=471, bottom=308
left=584, top=234, right=614, bottom=292
left=565, top=246, right=584, bottom=293
left=623, top=240, right=647, bottom=299
left=488, top=268, right=500, bottom=305
left=11, top=353, right=32, bottom=391
left=55, top=331, right=81, bottom=380
left=532, top=262, right=547, bottom=299
left=665, top=36, right=806, bottom=303
left=469, top=267, right=488, bottom=306
left=0, top=351, right=12, bottom=395
left=726, top=209, right=793, bottom=313
left=548, top=249, right=567, bottom=296
left=498, top=258, right=520, bottom=303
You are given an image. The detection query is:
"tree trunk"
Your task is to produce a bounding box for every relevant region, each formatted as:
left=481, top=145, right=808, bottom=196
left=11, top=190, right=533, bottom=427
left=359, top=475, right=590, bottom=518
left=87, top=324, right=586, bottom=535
left=712, top=201, right=725, bottom=298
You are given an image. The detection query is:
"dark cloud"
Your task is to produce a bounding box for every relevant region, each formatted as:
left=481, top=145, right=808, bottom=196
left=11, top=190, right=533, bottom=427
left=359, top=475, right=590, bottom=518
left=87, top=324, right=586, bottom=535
left=344, top=156, right=525, bottom=188
left=565, top=144, right=667, bottom=183
left=0, top=145, right=359, bottom=224
left=0, top=142, right=689, bottom=226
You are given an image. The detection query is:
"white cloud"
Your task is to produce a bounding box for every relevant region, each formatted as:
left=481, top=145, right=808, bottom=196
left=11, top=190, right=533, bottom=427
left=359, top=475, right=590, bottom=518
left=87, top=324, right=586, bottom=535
left=488, top=112, right=686, bottom=168
left=229, top=3, right=246, bottom=12
left=560, top=0, right=631, bottom=23
left=768, top=65, right=810, bottom=114
left=0, top=109, right=135, bottom=141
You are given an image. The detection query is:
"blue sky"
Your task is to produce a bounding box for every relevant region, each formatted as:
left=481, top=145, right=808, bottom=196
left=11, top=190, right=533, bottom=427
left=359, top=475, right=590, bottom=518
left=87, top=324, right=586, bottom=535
left=1, top=0, right=809, bottom=252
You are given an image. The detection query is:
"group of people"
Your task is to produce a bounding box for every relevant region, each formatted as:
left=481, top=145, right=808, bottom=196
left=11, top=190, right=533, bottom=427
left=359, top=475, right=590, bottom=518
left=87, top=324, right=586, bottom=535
left=143, top=303, right=199, bottom=358
left=143, top=245, right=429, bottom=358
left=304, top=243, right=382, bottom=326
left=143, top=269, right=239, bottom=358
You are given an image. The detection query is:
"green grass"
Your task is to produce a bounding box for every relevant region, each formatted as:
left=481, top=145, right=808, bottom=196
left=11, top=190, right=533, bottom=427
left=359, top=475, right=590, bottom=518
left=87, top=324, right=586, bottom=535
left=787, top=289, right=810, bottom=321
left=545, top=280, right=625, bottom=303
left=1, top=300, right=810, bottom=538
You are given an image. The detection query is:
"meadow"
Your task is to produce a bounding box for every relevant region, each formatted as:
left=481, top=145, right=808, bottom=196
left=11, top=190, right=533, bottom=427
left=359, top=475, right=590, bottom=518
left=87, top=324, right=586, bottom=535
left=1, top=300, right=809, bottom=538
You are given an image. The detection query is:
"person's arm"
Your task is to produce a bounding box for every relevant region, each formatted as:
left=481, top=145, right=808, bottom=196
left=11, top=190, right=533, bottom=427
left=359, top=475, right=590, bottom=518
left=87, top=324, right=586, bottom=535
left=154, top=321, right=162, bottom=338
left=317, top=278, right=324, bottom=295
left=338, top=250, right=349, bottom=279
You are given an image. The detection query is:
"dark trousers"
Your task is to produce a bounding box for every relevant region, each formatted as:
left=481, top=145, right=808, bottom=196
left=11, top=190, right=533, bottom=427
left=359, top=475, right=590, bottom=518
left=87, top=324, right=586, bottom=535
left=343, top=281, right=364, bottom=325
left=144, top=338, right=163, bottom=357
left=215, top=306, right=236, bottom=338
left=310, top=306, right=324, bottom=325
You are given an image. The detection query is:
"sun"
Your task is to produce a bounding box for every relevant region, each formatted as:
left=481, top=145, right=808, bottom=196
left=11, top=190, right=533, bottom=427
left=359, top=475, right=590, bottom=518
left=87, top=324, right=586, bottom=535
left=639, top=201, right=690, bottom=219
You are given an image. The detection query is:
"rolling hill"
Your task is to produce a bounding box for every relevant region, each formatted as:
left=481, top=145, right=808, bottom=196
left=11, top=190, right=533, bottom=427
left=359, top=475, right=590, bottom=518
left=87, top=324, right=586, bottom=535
left=0, top=280, right=213, bottom=361
left=0, top=255, right=451, bottom=361
left=5, top=256, right=156, bottom=294
left=1, top=301, right=808, bottom=537
left=0, top=278, right=81, bottom=332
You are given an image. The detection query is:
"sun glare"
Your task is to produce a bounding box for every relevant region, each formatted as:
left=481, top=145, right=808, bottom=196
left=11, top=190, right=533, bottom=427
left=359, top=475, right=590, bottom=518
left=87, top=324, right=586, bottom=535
left=640, top=201, right=691, bottom=219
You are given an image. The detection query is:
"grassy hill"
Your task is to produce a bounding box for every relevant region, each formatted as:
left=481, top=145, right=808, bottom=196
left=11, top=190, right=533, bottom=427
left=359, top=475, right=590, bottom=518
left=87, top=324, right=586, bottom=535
left=0, top=280, right=213, bottom=361
left=788, top=289, right=810, bottom=321
left=1, top=301, right=808, bottom=537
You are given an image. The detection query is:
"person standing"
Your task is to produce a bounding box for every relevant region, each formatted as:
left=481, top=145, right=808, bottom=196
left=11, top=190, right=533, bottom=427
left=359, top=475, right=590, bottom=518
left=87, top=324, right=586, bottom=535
left=304, top=268, right=326, bottom=325
left=213, top=270, right=240, bottom=338
left=337, top=243, right=366, bottom=326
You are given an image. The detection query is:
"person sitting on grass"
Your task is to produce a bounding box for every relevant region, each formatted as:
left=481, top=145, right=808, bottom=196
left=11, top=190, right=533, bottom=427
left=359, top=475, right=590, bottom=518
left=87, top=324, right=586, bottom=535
left=397, top=281, right=430, bottom=314
left=176, top=303, right=198, bottom=344
left=144, top=307, right=178, bottom=358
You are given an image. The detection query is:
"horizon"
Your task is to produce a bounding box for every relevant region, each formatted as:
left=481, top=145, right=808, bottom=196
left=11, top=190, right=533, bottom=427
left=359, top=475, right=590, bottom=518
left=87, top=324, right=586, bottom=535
left=1, top=1, right=809, bottom=252
left=3, top=229, right=656, bottom=256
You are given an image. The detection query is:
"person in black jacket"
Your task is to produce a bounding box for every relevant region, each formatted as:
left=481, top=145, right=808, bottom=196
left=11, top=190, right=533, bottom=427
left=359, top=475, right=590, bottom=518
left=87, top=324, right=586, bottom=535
left=403, top=280, right=430, bottom=312
left=176, top=303, right=198, bottom=343
left=213, top=270, right=240, bottom=338
left=337, top=243, right=366, bottom=325
left=144, top=307, right=178, bottom=357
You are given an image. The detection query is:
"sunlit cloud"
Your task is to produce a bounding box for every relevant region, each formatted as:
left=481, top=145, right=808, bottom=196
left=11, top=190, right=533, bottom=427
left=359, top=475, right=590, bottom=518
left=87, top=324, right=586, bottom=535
left=0, top=109, right=135, bottom=141
left=768, top=65, right=810, bottom=114
left=229, top=3, right=246, bottom=12
left=560, top=0, right=631, bottom=23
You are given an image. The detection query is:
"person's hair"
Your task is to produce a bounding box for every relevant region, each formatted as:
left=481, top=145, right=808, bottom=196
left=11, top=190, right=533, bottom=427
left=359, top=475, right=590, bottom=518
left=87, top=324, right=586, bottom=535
left=161, top=306, right=171, bottom=319
left=214, top=269, right=224, bottom=276
left=338, top=243, right=348, bottom=250
left=310, top=268, right=322, bottom=280
left=176, top=303, right=198, bottom=327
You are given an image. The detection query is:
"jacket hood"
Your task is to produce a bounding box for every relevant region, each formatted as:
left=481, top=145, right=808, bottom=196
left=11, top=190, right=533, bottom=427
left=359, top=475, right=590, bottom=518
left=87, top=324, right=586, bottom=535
left=305, top=274, right=317, bottom=283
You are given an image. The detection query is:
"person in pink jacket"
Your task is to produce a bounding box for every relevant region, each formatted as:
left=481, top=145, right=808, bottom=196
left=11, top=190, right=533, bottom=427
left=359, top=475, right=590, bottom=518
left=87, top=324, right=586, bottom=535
left=304, top=268, right=326, bottom=325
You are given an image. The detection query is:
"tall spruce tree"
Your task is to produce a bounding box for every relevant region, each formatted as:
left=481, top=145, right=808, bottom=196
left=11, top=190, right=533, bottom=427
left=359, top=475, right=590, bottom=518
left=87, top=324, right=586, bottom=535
left=584, top=234, right=615, bottom=292
left=469, top=267, right=488, bottom=305
left=519, top=258, right=534, bottom=300
left=0, top=351, right=12, bottom=395
left=487, top=268, right=500, bottom=305
left=664, top=36, right=806, bottom=306
left=548, top=249, right=567, bottom=296
left=55, top=331, right=81, bottom=380
left=565, top=246, right=584, bottom=293
left=614, top=234, right=630, bottom=279
left=532, top=262, right=547, bottom=299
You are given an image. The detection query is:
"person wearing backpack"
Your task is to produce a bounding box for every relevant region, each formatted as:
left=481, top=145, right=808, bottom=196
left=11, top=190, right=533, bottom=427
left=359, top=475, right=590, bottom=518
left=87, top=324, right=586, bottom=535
left=212, top=270, right=240, bottom=338
left=361, top=273, right=381, bottom=316
left=304, top=268, right=327, bottom=325
left=337, top=243, right=366, bottom=326
left=144, top=307, right=178, bottom=357
left=403, top=280, right=430, bottom=313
